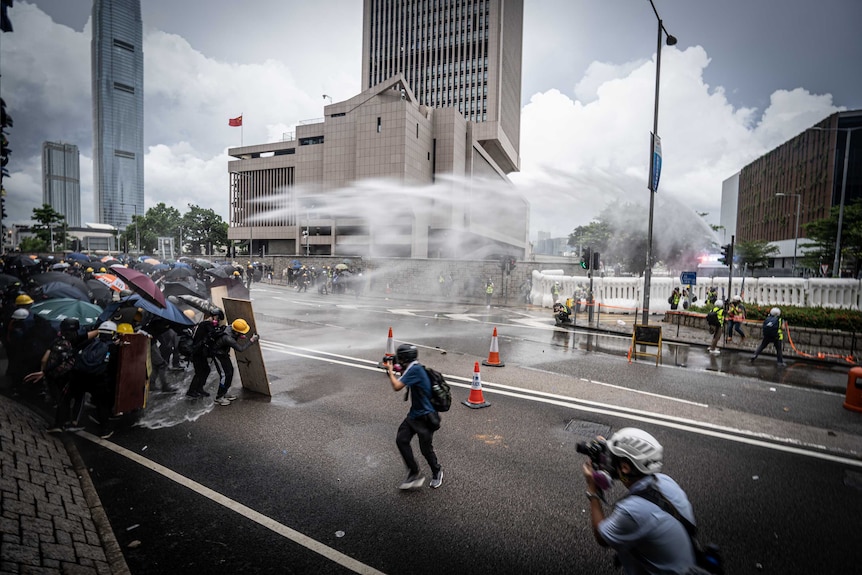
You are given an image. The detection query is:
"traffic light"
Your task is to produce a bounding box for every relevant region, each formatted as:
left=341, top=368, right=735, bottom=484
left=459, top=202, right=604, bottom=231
left=581, top=247, right=591, bottom=269
left=591, top=251, right=600, bottom=271
left=718, top=244, right=732, bottom=266
left=0, top=196, right=6, bottom=220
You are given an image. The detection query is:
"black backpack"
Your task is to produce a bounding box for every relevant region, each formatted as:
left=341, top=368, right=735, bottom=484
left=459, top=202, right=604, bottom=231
left=176, top=328, right=195, bottom=359
left=706, top=310, right=720, bottom=327
left=763, top=316, right=780, bottom=338
left=75, top=338, right=112, bottom=375
left=424, top=367, right=452, bottom=412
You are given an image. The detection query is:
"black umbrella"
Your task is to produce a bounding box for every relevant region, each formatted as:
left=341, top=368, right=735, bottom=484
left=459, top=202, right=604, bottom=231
left=86, top=279, right=113, bottom=307
left=204, top=266, right=230, bottom=279
left=162, top=281, right=207, bottom=299
left=35, top=282, right=90, bottom=302
left=0, top=273, right=22, bottom=288
left=166, top=267, right=195, bottom=280
left=29, top=272, right=92, bottom=300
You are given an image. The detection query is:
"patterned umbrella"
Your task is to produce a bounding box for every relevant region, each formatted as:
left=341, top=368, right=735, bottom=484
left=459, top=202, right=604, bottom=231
left=30, top=298, right=104, bottom=327
left=94, top=273, right=127, bottom=292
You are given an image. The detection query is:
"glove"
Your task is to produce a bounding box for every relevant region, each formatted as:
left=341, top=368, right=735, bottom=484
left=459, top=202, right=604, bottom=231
left=251, top=334, right=260, bottom=343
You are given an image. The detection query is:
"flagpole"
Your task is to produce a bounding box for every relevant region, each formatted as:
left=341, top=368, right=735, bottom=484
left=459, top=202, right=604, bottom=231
left=241, top=112, right=243, bottom=147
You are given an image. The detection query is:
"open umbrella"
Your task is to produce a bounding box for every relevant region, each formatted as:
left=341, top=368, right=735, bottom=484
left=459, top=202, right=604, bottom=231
left=65, top=252, right=91, bottom=263
left=0, top=273, right=22, bottom=289
left=166, top=267, right=195, bottom=280
left=204, top=266, right=230, bottom=280
left=152, top=263, right=170, bottom=271
left=31, top=298, right=104, bottom=327
left=35, top=282, right=90, bottom=301
left=173, top=261, right=192, bottom=269
left=86, top=279, right=113, bottom=306
left=29, top=272, right=93, bottom=299
left=110, top=265, right=166, bottom=308
left=94, top=273, right=127, bottom=292
left=102, top=293, right=194, bottom=326
left=335, top=263, right=350, bottom=271
left=143, top=257, right=161, bottom=265
left=162, top=281, right=207, bottom=299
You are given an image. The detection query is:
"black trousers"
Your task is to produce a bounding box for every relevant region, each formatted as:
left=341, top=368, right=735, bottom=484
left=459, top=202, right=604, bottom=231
left=396, top=415, right=440, bottom=476
left=188, top=354, right=210, bottom=394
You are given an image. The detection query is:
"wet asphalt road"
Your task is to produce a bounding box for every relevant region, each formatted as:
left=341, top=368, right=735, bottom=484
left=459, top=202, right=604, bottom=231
left=67, top=284, right=862, bottom=574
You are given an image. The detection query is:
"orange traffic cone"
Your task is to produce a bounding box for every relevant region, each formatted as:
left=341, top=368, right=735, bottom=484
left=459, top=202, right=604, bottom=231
left=482, top=327, right=505, bottom=367
left=377, top=327, right=396, bottom=368
left=462, top=361, right=491, bottom=409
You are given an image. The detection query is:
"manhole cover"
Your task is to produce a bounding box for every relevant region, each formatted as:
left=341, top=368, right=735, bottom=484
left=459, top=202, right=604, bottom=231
left=564, top=420, right=613, bottom=441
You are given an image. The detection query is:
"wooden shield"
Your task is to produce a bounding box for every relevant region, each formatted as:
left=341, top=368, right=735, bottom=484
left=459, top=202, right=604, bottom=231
left=114, top=333, right=149, bottom=414
left=221, top=296, right=271, bottom=397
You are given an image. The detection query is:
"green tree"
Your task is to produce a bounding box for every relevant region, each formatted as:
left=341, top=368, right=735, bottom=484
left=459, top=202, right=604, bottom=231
left=19, top=235, right=47, bottom=253
left=734, top=239, right=779, bottom=274
left=181, top=205, right=228, bottom=256
left=31, top=204, right=66, bottom=251
left=800, top=199, right=862, bottom=277
left=120, top=203, right=182, bottom=255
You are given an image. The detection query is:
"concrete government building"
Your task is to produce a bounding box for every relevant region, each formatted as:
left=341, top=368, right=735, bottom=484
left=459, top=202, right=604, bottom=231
left=227, top=0, right=528, bottom=259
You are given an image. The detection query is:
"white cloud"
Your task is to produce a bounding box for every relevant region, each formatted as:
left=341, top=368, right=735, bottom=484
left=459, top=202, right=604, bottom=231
left=513, top=45, right=841, bottom=238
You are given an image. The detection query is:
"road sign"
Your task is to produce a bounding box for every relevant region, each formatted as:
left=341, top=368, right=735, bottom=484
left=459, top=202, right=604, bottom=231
left=680, top=271, right=697, bottom=285
left=821, top=264, right=829, bottom=276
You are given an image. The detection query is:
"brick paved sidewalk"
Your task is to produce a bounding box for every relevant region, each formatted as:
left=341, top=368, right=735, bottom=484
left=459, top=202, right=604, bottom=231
left=0, top=395, right=128, bottom=575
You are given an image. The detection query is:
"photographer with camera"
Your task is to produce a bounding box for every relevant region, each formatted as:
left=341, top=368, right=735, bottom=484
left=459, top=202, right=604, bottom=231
left=581, top=427, right=704, bottom=574
left=384, top=343, right=444, bottom=490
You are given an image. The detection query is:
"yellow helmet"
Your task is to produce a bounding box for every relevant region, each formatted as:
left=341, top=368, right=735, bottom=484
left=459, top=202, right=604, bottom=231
left=85, top=267, right=94, bottom=273
left=231, top=318, right=250, bottom=334
left=116, top=323, right=135, bottom=335
left=182, top=309, right=196, bottom=320
left=15, top=294, right=34, bottom=305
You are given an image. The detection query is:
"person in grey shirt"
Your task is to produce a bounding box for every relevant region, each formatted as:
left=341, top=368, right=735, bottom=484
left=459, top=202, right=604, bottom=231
left=582, top=427, right=698, bottom=574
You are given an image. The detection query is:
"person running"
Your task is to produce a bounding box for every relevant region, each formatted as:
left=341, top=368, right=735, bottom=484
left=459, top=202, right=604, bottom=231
left=726, top=295, right=747, bottom=343
left=706, top=299, right=725, bottom=354
left=384, top=343, right=443, bottom=490
left=750, top=307, right=786, bottom=367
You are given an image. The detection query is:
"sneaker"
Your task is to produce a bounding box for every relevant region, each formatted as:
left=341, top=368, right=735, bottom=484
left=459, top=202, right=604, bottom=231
left=398, top=472, right=425, bottom=490
left=199, top=390, right=211, bottom=397
left=224, top=395, right=238, bottom=401
left=185, top=390, right=202, bottom=398
left=46, top=427, right=63, bottom=434
left=708, top=349, right=720, bottom=355
left=99, top=430, right=114, bottom=440
left=430, top=469, right=443, bottom=489
left=215, top=397, right=231, bottom=406
left=777, top=361, right=786, bottom=367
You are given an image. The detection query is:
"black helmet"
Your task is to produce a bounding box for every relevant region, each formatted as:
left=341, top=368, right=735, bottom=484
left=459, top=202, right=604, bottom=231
left=59, top=318, right=80, bottom=333
left=209, top=307, right=225, bottom=320
left=396, top=343, right=418, bottom=364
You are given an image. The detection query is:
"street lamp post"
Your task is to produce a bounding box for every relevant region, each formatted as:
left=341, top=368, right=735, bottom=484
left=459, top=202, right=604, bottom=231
left=775, top=192, right=801, bottom=274
left=641, top=1, right=677, bottom=325
left=119, top=202, right=139, bottom=256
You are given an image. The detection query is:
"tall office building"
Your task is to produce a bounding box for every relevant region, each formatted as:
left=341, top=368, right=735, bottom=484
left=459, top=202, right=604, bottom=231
left=92, top=0, right=144, bottom=230
left=362, top=0, right=523, bottom=174
left=42, top=142, right=81, bottom=227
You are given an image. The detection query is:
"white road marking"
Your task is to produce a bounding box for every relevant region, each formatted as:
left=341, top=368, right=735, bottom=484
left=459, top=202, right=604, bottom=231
left=258, top=340, right=862, bottom=467
left=78, top=431, right=386, bottom=575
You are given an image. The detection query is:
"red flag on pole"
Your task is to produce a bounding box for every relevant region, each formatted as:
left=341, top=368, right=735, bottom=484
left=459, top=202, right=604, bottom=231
left=229, top=115, right=243, bottom=127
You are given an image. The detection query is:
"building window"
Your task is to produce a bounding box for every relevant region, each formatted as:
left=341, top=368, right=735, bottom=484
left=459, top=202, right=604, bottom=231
left=377, top=117, right=382, bottom=133
left=113, top=82, right=135, bottom=94
left=299, top=136, right=324, bottom=146
left=112, top=38, right=134, bottom=52
left=114, top=150, right=135, bottom=159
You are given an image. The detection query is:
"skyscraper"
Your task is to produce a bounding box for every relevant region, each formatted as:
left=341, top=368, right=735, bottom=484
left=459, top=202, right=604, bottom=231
left=362, top=0, right=523, bottom=174
left=92, top=0, right=144, bottom=230
left=42, top=142, right=81, bottom=227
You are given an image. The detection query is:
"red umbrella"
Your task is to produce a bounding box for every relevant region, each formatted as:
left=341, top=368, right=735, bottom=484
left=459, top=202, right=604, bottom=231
left=110, top=265, right=166, bottom=308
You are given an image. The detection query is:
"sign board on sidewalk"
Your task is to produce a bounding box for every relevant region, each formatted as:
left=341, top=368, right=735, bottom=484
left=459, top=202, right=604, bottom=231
left=629, top=325, right=662, bottom=366
left=680, top=271, right=697, bottom=285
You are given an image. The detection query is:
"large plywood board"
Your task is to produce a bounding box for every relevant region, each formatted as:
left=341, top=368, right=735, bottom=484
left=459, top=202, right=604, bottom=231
left=210, top=285, right=228, bottom=316
left=115, top=333, right=149, bottom=414
left=221, top=297, right=271, bottom=397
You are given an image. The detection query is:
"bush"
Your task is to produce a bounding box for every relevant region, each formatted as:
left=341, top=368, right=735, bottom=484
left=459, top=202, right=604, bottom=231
left=691, top=304, right=862, bottom=332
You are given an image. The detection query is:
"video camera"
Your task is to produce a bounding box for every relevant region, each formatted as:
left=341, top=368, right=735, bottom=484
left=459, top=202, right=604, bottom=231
left=381, top=356, right=402, bottom=373
left=576, top=438, right=617, bottom=498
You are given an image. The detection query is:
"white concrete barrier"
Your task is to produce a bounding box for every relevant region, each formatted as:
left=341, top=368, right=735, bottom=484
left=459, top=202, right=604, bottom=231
left=531, top=272, right=862, bottom=312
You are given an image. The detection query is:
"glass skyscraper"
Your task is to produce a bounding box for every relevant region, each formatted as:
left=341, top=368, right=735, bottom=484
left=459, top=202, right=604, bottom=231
left=92, top=0, right=144, bottom=230
left=42, top=142, right=81, bottom=227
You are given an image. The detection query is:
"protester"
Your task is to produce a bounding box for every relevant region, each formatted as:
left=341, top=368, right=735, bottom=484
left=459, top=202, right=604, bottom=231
left=668, top=287, right=681, bottom=310
left=726, top=295, right=746, bottom=342
left=750, top=307, right=786, bottom=366
left=209, top=318, right=260, bottom=406
left=384, top=343, right=443, bottom=490
left=185, top=308, right=224, bottom=398
left=707, top=299, right=725, bottom=354
left=485, top=279, right=494, bottom=306
left=581, top=427, right=699, bottom=574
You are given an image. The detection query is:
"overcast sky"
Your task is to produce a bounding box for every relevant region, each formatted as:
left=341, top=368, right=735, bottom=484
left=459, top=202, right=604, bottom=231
left=2, top=0, right=861, bottom=240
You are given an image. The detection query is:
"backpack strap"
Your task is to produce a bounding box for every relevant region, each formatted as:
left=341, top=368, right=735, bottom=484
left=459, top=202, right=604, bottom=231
left=633, top=483, right=698, bottom=538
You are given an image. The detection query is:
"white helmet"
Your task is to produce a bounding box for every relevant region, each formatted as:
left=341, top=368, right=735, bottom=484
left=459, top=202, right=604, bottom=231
left=98, top=321, right=118, bottom=334
left=11, top=308, right=29, bottom=320
left=731, top=295, right=741, bottom=302
left=715, top=300, right=724, bottom=308
left=770, top=307, right=781, bottom=317
left=607, top=427, right=664, bottom=475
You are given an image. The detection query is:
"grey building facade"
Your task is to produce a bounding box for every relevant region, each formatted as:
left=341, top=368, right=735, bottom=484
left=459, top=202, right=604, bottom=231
left=362, top=0, right=523, bottom=174
left=91, top=0, right=144, bottom=230
left=42, top=141, right=81, bottom=227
